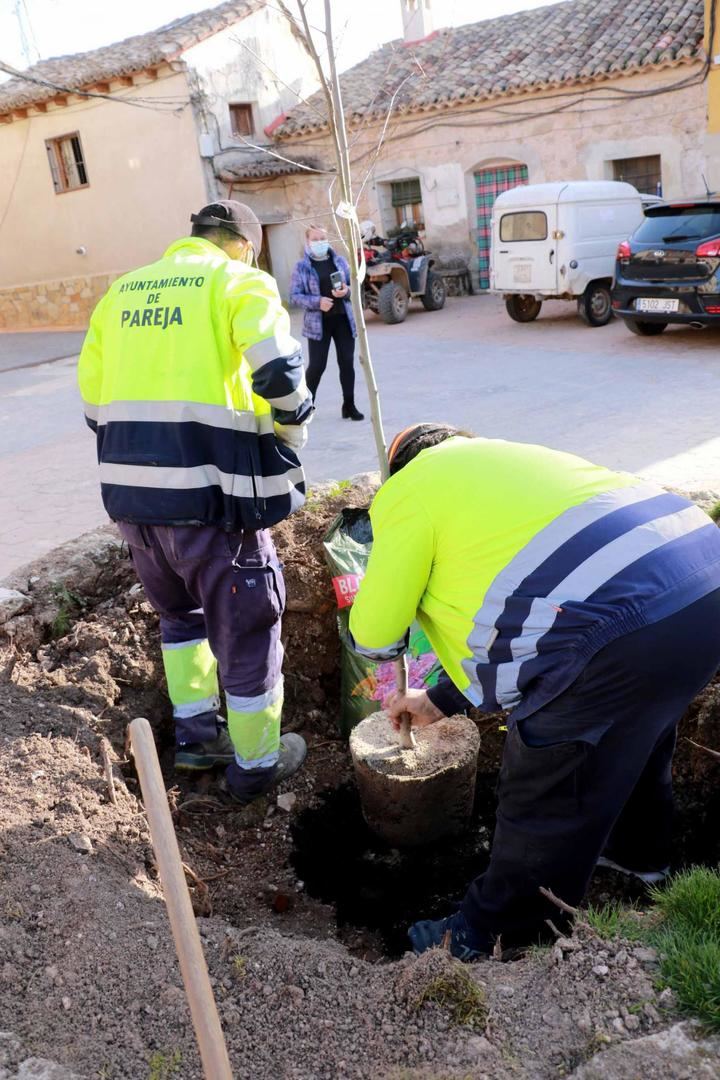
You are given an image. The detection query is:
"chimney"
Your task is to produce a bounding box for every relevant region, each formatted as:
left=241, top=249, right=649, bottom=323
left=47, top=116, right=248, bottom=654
left=401, top=0, right=433, bottom=44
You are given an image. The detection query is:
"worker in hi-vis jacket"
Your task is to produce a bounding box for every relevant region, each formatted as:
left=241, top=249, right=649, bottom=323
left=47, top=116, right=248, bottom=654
left=349, top=423, right=720, bottom=960
left=79, top=201, right=312, bottom=804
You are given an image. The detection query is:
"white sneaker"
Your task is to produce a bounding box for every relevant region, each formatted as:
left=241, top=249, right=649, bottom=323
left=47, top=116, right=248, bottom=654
left=596, top=855, right=670, bottom=885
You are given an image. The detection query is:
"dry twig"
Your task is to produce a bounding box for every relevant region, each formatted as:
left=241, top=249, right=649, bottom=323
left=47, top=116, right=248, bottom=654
left=100, top=736, right=117, bottom=805
left=539, top=886, right=579, bottom=916
left=686, top=737, right=720, bottom=762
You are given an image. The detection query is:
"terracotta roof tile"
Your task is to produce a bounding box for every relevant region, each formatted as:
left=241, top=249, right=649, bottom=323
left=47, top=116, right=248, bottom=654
left=214, top=150, right=331, bottom=180
left=0, top=0, right=262, bottom=113
left=275, top=0, right=705, bottom=137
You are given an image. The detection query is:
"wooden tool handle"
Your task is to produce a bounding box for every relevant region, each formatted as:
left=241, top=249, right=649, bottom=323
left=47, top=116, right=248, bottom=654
left=129, top=718, right=233, bottom=1080
left=395, top=654, right=414, bottom=750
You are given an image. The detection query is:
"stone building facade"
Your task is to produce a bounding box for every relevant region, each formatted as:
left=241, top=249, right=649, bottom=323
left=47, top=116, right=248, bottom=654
left=220, top=0, right=710, bottom=297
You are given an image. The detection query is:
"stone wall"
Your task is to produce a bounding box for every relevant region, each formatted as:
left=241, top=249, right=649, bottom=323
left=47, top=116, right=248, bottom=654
left=0, top=272, right=119, bottom=330
left=230, top=63, right=709, bottom=295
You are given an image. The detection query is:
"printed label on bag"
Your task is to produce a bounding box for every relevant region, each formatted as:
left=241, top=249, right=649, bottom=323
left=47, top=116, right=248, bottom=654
left=332, top=573, right=363, bottom=608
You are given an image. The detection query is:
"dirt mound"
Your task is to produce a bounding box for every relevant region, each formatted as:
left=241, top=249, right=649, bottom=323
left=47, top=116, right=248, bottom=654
left=0, top=477, right=718, bottom=1078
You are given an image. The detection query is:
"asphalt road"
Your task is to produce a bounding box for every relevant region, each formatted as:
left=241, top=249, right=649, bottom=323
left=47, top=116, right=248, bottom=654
left=0, top=331, right=86, bottom=373
left=1, top=295, right=718, bottom=578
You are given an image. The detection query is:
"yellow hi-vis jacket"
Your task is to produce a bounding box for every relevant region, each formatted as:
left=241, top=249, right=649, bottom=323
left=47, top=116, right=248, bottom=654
left=78, top=236, right=313, bottom=530
left=349, top=436, right=720, bottom=718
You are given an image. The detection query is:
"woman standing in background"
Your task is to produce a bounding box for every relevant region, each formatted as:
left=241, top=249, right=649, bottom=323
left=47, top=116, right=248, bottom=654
left=290, top=225, right=364, bottom=421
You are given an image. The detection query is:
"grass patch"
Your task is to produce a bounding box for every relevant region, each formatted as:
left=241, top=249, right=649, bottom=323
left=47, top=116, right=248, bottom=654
left=584, top=900, right=649, bottom=942
left=708, top=501, right=720, bottom=523
left=414, top=968, right=487, bottom=1030
left=147, top=1050, right=182, bottom=1079
left=648, top=866, right=720, bottom=936
left=647, top=867, right=720, bottom=1032
left=652, top=927, right=720, bottom=1030
left=50, top=581, right=85, bottom=638
left=584, top=867, right=720, bottom=1033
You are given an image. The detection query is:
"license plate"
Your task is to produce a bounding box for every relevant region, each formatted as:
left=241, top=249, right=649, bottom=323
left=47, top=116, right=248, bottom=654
left=636, top=298, right=679, bottom=313
left=513, top=264, right=532, bottom=284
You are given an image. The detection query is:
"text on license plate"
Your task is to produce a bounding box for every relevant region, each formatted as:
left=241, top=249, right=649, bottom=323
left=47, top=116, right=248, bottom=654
left=636, top=298, right=679, bottom=313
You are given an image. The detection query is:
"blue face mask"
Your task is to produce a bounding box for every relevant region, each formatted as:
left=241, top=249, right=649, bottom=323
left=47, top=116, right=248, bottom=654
left=308, top=240, right=329, bottom=259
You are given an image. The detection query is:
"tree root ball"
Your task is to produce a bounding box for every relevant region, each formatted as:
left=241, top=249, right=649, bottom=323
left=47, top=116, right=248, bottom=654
left=349, top=712, right=481, bottom=847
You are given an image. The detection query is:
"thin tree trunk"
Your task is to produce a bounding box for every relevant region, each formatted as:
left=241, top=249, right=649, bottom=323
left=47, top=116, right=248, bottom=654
left=296, top=0, right=390, bottom=480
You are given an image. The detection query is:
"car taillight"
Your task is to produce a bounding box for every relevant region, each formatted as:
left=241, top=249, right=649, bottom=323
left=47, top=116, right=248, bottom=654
left=617, top=240, right=632, bottom=260
left=696, top=238, right=720, bottom=257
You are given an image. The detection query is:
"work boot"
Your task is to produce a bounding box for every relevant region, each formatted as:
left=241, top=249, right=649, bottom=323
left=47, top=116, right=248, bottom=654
left=174, top=727, right=236, bottom=773
left=219, top=733, right=308, bottom=805
left=596, top=855, right=670, bottom=886
left=408, top=910, right=489, bottom=962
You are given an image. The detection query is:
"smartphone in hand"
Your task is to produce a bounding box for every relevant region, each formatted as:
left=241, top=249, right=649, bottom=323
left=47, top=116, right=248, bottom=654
left=330, top=271, right=344, bottom=290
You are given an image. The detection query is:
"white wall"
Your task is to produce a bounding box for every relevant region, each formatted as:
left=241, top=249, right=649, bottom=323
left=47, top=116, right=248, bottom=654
left=0, top=70, right=207, bottom=288
left=183, top=6, right=320, bottom=157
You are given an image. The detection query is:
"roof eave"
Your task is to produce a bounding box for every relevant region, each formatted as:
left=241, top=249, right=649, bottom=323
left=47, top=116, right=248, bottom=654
left=274, top=52, right=704, bottom=140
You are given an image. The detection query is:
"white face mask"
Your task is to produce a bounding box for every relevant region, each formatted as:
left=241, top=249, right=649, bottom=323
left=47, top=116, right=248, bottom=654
left=308, top=239, right=329, bottom=259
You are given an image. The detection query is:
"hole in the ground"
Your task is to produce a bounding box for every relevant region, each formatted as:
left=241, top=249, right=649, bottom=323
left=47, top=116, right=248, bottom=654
left=290, top=754, right=720, bottom=957
left=290, top=775, right=498, bottom=957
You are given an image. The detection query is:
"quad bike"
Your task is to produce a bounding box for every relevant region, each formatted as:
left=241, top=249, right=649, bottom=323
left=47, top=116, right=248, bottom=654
left=360, top=227, right=446, bottom=325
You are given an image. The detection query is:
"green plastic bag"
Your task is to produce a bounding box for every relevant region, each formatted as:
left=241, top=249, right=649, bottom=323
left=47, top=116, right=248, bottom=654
left=323, top=507, right=441, bottom=736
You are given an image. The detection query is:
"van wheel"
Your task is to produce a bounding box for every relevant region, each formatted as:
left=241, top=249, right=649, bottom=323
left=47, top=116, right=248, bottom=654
left=421, top=271, right=446, bottom=311
left=625, top=319, right=668, bottom=336
left=578, top=283, right=612, bottom=327
left=377, top=281, right=409, bottom=324
left=505, top=295, right=542, bottom=322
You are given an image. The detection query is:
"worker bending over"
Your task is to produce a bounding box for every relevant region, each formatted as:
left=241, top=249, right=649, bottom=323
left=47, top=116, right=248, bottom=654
left=349, top=424, right=720, bottom=959
left=79, top=201, right=312, bottom=803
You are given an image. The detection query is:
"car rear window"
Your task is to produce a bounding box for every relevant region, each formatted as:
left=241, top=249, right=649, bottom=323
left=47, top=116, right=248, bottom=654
left=633, top=205, right=720, bottom=244
left=500, top=211, right=548, bottom=242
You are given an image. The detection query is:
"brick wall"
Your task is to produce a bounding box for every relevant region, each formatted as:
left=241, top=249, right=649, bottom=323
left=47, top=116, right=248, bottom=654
left=0, top=273, right=119, bottom=330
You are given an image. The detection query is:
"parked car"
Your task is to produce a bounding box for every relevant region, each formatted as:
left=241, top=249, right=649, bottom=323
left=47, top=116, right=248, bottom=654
left=490, top=181, right=647, bottom=327
left=611, top=200, right=720, bottom=335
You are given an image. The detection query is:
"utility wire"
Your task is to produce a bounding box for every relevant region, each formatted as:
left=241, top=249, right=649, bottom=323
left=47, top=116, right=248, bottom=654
left=0, top=59, right=190, bottom=113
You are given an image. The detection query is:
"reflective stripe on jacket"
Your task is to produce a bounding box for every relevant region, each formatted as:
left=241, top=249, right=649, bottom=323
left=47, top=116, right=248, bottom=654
left=78, top=237, right=313, bottom=530
left=349, top=437, right=720, bottom=718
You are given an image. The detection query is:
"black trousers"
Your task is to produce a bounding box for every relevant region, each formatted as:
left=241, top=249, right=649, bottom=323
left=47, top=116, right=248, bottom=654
left=462, top=588, right=720, bottom=949
left=306, top=316, right=356, bottom=404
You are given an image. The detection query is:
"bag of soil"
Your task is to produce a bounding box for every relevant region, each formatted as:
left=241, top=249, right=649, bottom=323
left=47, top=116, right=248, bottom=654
left=323, top=507, right=442, bottom=736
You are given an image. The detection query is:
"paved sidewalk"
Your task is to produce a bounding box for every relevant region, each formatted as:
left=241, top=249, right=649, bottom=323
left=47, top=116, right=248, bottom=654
left=0, top=331, right=86, bottom=373
left=1, top=295, right=719, bottom=579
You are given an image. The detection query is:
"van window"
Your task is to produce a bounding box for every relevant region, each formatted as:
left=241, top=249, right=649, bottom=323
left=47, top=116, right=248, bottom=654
left=633, top=204, right=720, bottom=244
left=500, top=211, right=547, bottom=242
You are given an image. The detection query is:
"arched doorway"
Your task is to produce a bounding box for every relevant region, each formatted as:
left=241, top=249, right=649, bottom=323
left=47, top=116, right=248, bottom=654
left=474, top=163, right=529, bottom=288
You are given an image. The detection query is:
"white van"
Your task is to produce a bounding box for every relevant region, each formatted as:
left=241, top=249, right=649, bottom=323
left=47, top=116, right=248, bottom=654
left=490, top=181, right=647, bottom=326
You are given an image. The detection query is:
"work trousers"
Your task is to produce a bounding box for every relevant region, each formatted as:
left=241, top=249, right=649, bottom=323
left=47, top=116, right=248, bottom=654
left=462, top=588, right=720, bottom=950
left=118, top=523, right=285, bottom=787
left=306, top=315, right=356, bottom=405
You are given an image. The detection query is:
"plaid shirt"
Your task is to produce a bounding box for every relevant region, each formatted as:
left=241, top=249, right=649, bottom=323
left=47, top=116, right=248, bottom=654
left=289, top=249, right=357, bottom=341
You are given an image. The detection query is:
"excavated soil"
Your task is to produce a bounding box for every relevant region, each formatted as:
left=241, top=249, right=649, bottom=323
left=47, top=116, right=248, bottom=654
left=0, top=478, right=718, bottom=1078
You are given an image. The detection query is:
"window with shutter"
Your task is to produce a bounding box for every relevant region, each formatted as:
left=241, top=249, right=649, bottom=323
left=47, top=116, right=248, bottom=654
left=229, top=103, right=254, bottom=137
left=390, top=177, right=424, bottom=229
left=45, top=133, right=89, bottom=193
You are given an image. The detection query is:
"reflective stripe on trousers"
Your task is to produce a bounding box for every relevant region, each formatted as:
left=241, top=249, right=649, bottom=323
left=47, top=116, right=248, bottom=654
left=226, top=680, right=283, bottom=770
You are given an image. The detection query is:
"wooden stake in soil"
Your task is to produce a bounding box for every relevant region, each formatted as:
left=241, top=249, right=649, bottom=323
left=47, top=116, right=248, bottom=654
left=129, top=718, right=233, bottom=1080
left=395, top=654, right=414, bottom=750
left=350, top=712, right=480, bottom=847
